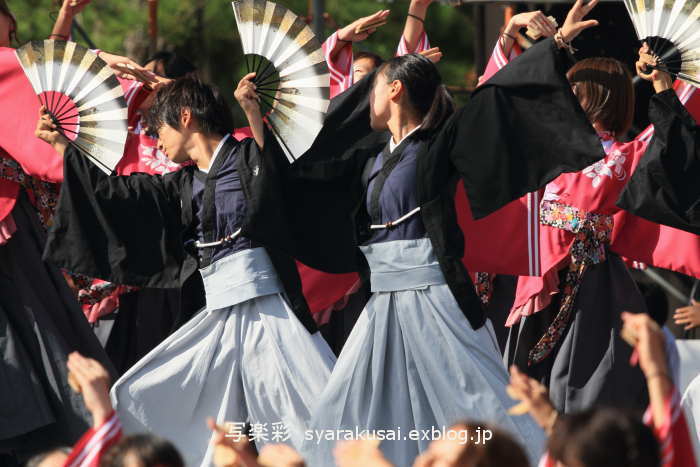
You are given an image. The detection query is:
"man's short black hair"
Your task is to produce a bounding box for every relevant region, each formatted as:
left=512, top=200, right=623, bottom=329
left=144, top=77, right=234, bottom=138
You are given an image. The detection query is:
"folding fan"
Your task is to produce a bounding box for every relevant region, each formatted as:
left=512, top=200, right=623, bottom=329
left=232, top=0, right=330, bottom=163
left=15, top=40, right=129, bottom=174
left=622, top=0, right=700, bottom=87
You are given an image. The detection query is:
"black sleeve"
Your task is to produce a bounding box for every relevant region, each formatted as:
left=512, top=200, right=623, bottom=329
left=43, top=146, right=189, bottom=287
left=444, top=39, right=605, bottom=219
left=617, top=89, right=700, bottom=234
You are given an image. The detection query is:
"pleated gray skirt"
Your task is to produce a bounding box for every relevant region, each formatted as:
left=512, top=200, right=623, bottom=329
left=111, top=248, right=335, bottom=467
left=302, top=239, right=545, bottom=467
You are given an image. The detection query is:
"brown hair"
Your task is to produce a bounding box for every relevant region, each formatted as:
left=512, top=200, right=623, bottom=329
left=0, top=0, right=17, bottom=45
left=548, top=408, right=660, bottom=467
left=444, top=422, right=530, bottom=467
left=567, top=57, right=635, bottom=140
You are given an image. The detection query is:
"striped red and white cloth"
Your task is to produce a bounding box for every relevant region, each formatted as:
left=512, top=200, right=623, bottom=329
left=644, top=388, right=697, bottom=467
left=63, top=411, right=122, bottom=467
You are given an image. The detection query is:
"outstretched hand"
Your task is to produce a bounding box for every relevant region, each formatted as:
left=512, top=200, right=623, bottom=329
left=207, top=418, right=260, bottom=467
left=420, top=47, right=443, bottom=64
left=98, top=51, right=159, bottom=85
left=507, top=10, right=557, bottom=39
left=561, top=0, right=599, bottom=42
left=507, top=365, right=558, bottom=434
left=66, top=351, right=113, bottom=428
left=60, top=0, right=92, bottom=17
left=338, top=10, right=390, bottom=43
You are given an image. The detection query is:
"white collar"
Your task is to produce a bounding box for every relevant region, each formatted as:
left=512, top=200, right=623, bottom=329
left=389, top=125, right=422, bottom=153
left=198, top=134, right=231, bottom=174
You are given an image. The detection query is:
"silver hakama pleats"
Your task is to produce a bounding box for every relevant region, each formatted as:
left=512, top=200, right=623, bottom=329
left=302, top=238, right=545, bottom=467
left=110, top=248, right=335, bottom=467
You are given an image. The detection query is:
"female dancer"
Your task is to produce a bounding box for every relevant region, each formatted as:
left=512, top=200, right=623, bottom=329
left=504, top=44, right=700, bottom=414
left=268, top=1, right=605, bottom=465
left=0, top=0, right=115, bottom=462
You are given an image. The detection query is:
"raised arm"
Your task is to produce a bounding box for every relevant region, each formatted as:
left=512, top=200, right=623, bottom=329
left=322, top=10, right=389, bottom=97
left=400, top=0, right=434, bottom=54
left=447, top=0, right=602, bottom=219
left=617, top=46, right=700, bottom=234
left=235, top=72, right=264, bottom=149
left=49, top=0, right=91, bottom=41
left=35, top=109, right=186, bottom=287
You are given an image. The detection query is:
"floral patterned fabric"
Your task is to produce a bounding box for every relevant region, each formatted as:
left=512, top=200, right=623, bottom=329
left=2, top=156, right=132, bottom=320
left=474, top=272, right=494, bottom=305
left=1, top=156, right=59, bottom=229
left=528, top=200, right=614, bottom=365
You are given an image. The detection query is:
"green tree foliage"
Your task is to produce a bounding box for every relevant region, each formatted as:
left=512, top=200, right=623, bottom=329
left=9, top=0, right=475, bottom=120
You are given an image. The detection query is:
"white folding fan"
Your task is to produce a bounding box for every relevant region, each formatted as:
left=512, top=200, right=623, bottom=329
left=16, top=40, right=129, bottom=174
left=623, top=0, right=700, bottom=86
left=232, top=0, right=330, bottom=163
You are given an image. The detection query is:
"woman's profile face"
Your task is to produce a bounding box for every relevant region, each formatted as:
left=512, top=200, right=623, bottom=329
left=369, top=70, right=393, bottom=131
left=0, top=13, right=14, bottom=48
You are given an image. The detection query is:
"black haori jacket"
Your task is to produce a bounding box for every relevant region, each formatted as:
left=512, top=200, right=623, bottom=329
left=276, top=39, right=606, bottom=330
left=43, top=134, right=318, bottom=333
left=618, top=88, right=700, bottom=234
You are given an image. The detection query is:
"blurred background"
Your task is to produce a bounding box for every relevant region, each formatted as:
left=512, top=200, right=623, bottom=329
left=8, top=0, right=651, bottom=131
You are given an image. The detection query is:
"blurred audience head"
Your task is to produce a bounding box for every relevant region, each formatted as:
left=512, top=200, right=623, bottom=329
left=100, top=434, right=184, bottom=467
left=353, top=51, right=384, bottom=82
left=548, top=407, right=660, bottom=467
left=144, top=51, right=197, bottom=79
left=25, top=447, right=70, bottom=467
left=414, top=422, right=530, bottom=467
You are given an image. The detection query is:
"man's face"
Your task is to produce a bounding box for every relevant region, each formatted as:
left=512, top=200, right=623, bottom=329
left=156, top=123, right=189, bottom=163
left=353, top=57, right=377, bottom=83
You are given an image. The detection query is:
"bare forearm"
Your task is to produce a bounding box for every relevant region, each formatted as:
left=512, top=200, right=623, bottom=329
left=245, top=108, right=265, bottom=149
left=500, top=20, right=520, bottom=58
left=51, top=9, right=74, bottom=40
left=403, top=1, right=430, bottom=52
left=645, top=364, right=673, bottom=429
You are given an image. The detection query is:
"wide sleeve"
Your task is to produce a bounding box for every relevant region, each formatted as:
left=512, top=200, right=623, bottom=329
left=443, top=38, right=605, bottom=219
left=396, top=31, right=431, bottom=56
left=43, top=146, right=187, bottom=288
left=477, top=38, right=522, bottom=86
left=323, top=31, right=354, bottom=98
left=617, top=89, right=700, bottom=234
left=0, top=49, right=64, bottom=183
left=644, top=388, right=698, bottom=467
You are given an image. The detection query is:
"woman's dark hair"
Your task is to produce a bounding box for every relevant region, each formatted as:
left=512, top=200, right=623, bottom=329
left=548, top=407, right=660, bottom=467
left=144, top=50, right=197, bottom=79
left=567, top=57, right=635, bottom=140
left=354, top=51, right=384, bottom=70
left=144, top=77, right=234, bottom=137
left=456, top=421, right=530, bottom=467
left=378, top=53, right=454, bottom=135
left=100, top=434, right=184, bottom=467
left=0, top=0, right=18, bottom=45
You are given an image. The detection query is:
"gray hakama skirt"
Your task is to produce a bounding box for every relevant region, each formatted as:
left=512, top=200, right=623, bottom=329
left=110, top=247, right=335, bottom=467
left=301, top=238, right=545, bottom=467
